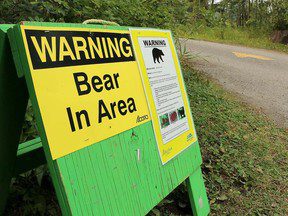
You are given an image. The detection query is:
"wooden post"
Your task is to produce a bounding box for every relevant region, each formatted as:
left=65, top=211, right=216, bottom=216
left=186, top=167, right=210, bottom=216
left=0, top=25, right=28, bottom=214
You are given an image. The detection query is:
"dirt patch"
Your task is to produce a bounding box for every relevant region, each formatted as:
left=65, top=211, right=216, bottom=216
left=271, top=30, right=288, bottom=45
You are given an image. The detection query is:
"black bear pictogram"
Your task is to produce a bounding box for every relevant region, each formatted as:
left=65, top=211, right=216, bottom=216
left=152, top=48, right=164, bottom=63
left=178, top=108, right=185, bottom=118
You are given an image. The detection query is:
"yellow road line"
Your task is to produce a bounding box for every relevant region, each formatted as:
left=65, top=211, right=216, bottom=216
left=232, top=52, right=274, bottom=61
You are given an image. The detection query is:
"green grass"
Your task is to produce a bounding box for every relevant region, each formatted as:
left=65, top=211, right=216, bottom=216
left=176, top=25, right=288, bottom=54
left=182, top=63, right=288, bottom=215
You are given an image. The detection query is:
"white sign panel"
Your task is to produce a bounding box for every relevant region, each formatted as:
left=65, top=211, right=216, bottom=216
left=138, top=37, right=190, bottom=144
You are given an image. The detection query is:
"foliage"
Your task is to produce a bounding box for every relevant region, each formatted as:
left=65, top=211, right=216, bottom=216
left=270, top=0, right=288, bottom=30
left=20, top=100, right=39, bottom=143
left=5, top=167, right=60, bottom=216
left=0, top=0, right=191, bottom=29
left=187, top=0, right=288, bottom=31
left=177, top=25, right=288, bottom=53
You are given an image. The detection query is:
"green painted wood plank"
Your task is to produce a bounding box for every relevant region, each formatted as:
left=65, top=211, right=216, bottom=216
left=8, top=21, right=209, bottom=216
left=16, top=137, right=42, bottom=156
left=186, top=167, right=210, bottom=216
left=58, top=121, right=202, bottom=215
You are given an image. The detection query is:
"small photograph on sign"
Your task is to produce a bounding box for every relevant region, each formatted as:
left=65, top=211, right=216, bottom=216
left=169, top=110, right=178, bottom=124
left=160, top=113, right=170, bottom=129
left=177, top=107, right=186, bottom=119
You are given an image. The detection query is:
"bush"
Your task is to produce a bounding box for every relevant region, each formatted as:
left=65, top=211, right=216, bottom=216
left=0, top=0, right=191, bottom=29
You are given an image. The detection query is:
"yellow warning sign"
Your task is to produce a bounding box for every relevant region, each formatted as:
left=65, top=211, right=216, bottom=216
left=21, top=26, right=150, bottom=159
left=130, top=29, right=197, bottom=164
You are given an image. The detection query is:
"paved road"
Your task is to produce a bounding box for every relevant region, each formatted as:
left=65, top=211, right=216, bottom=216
left=182, top=39, right=288, bottom=128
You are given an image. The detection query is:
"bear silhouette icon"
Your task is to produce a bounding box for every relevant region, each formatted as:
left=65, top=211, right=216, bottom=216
left=152, top=48, right=164, bottom=63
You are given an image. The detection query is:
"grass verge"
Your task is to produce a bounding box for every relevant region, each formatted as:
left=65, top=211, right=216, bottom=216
left=176, top=26, right=288, bottom=54
left=184, top=62, right=288, bottom=215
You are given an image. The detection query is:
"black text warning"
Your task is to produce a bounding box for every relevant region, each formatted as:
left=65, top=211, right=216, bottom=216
left=25, top=30, right=135, bottom=69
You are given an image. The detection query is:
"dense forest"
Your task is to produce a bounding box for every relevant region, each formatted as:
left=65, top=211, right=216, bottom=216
left=0, top=0, right=287, bottom=32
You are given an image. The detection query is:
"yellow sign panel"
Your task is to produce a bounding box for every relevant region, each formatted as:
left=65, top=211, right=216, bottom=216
left=130, top=29, right=197, bottom=164
left=21, top=26, right=150, bottom=159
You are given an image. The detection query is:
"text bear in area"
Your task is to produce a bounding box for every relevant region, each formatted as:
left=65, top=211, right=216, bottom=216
left=66, top=72, right=137, bottom=132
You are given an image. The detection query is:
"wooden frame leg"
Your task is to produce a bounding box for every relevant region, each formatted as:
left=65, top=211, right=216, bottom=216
left=186, top=167, right=210, bottom=216
left=0, top=25, right=29, bottom=214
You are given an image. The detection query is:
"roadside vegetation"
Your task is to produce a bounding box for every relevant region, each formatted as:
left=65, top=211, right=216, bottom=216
left=175, top=0, right=288, bottom=53
left=182, top=61, right=288, bottom=215
left=177, top=25, right=288, bottom=53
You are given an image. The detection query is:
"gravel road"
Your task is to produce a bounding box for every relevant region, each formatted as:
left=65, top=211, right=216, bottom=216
left=182, top=39, right=288, bottom=127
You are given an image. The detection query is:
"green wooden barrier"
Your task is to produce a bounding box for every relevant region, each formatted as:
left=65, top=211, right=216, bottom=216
left=0, top=24, right=29, bottom=214
left=7, top=21, right=210, bottom=215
